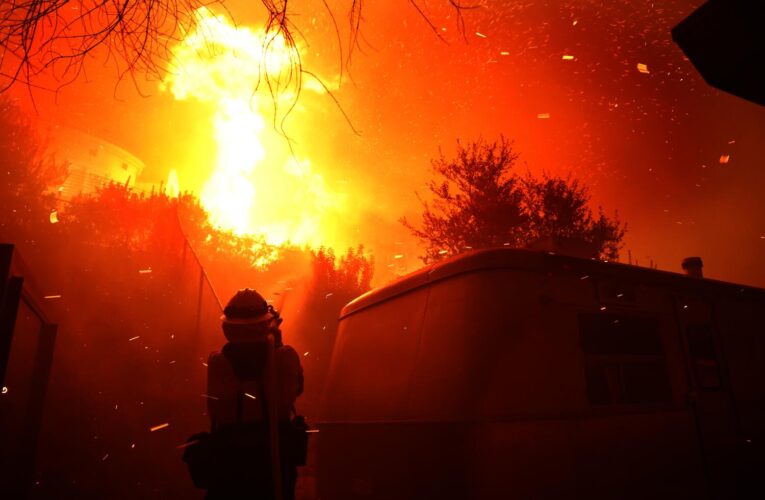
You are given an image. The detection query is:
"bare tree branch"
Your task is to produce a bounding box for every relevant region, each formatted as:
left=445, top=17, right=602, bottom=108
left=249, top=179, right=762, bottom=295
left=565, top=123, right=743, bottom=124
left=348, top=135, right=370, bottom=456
left=1, top=1, right=475, bottom=91
left=0, top=0, right=476, bottom=137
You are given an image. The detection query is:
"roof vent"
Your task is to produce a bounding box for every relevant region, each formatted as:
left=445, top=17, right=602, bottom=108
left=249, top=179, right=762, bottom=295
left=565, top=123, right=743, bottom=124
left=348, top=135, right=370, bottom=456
left=681, top=256, right=704, bottom=278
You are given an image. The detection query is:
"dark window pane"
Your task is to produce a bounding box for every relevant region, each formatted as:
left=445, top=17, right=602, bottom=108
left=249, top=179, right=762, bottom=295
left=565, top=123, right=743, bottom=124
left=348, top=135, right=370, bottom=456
left=695, top=359, right=721, bottom=389
left=586, top=363, right=624, bottom=405
left=585, top=364, right=612, bottom=404
left=621, top=363, right=672, bottom=403
left=580, top=314, right=672, bottom=406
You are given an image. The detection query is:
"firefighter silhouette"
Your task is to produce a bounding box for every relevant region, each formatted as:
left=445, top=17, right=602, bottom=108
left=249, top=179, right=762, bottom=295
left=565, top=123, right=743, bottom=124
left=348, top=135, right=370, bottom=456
left=201, top=288, right=304, bottom=500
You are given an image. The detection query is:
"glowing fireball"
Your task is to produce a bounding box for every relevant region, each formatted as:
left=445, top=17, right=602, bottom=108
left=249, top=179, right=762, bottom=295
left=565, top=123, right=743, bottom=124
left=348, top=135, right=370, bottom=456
left=161, top=7, right=339, bottom=247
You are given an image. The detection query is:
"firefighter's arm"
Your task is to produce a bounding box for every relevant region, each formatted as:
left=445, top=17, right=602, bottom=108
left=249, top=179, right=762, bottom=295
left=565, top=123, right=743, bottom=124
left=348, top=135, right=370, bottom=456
left=277, top=345, right=304, bottom=402
left=206, top=352, right=224, bottom=429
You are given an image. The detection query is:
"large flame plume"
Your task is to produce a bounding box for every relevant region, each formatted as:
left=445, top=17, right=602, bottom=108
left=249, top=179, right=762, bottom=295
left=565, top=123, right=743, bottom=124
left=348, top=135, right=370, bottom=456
left=161, top=7, right=340, bottom=247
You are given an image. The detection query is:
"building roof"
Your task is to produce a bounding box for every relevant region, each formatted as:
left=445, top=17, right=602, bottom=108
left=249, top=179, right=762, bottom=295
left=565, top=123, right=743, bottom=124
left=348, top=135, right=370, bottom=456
left=340, top=248, right=765, bottom=319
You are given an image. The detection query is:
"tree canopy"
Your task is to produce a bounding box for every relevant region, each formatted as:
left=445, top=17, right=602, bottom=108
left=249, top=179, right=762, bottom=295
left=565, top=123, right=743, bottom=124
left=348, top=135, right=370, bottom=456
left=0, top=95, right=66, bottom=242
left=402, top=136, right=626, bottom=262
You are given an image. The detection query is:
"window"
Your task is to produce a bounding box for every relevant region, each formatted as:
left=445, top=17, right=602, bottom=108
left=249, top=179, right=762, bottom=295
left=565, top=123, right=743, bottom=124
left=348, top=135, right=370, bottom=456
left=580, top=314, right=672, bottom=405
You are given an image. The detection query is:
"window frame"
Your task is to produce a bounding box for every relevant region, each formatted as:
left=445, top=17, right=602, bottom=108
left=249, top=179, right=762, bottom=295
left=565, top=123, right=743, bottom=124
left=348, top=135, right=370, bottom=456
left=579, top=312, right=673, bottom=408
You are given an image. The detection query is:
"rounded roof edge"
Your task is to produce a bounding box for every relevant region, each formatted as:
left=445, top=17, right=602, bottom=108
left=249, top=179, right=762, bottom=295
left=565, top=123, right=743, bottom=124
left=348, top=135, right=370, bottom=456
left=340, top=248, right=545, bottom=318
left=339, top=248, right=765, bottom=320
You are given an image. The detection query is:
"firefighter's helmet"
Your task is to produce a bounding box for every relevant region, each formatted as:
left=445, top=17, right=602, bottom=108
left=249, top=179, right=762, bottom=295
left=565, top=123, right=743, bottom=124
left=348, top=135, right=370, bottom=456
left=221, top=288, right=283, bottom=344
left=221, top=288, right=272, bottom=324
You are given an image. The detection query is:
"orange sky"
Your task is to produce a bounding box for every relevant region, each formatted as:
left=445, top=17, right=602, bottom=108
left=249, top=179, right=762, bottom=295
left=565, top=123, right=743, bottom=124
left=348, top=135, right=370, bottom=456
left=9, top=0, right=765, bottom=287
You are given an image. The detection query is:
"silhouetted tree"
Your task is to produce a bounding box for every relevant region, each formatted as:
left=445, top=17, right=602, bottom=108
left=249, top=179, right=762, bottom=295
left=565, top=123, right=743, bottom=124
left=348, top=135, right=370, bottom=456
left=61, top=183, right=289, bottom=270
left=313, top=245, right=374, bottom=298
left=0, top=95, right=66, bottom=243
left=295, top=245, right=373, bottom=416
left=402, top=136, right=625, bottom=262
left=521, top=173, right=625, bottom=260
left=402, top=137, right=527, bottom=260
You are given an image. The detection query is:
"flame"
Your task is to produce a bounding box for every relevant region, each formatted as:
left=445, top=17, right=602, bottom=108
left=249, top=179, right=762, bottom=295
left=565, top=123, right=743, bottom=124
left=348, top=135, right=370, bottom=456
left=165, top=169, right=180, bottom=198
left=162, top=7, right=339, bottom=247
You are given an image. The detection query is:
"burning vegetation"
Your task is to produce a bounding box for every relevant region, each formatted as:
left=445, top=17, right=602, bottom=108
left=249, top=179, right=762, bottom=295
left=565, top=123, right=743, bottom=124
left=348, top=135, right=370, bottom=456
left=161, top=7, right=340, bottom=249
left=0, top=1, right=763, bottom=498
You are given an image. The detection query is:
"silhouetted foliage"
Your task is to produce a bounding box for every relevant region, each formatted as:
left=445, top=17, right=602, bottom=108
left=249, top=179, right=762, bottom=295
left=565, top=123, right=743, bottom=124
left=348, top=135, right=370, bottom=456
left=0, top=95, right=66, bottom=243
left=521, top=173, right=626, bottom=261
left=294, top=245, right=373, bottom=416
left=310, top=245, right=374, bottom=300
left=402, top=136, right=626, bottom=262
left=61, top=182, right=290, bottom=270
